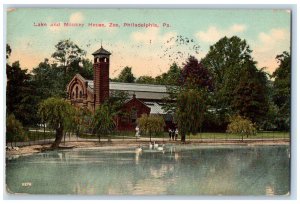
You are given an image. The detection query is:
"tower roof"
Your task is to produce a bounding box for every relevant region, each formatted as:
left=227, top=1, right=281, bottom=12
left=92, top=46, right=111, bottom=56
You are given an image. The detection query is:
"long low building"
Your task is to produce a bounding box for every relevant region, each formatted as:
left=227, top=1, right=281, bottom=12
left=66, top=46, right=174, bottom=131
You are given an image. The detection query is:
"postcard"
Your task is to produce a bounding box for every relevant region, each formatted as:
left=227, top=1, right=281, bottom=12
left=5, top=7, right=291, bottom=196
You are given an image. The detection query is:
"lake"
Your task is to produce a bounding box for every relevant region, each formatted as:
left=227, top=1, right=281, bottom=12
left=6, top=144, right=290, bottom=195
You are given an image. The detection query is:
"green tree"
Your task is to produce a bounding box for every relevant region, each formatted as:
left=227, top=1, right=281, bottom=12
left=163, top=57, right=213, bottom=113
left=92, top=104, right=116, bottom=142
left=7, top=61, right=39, bottom=126
left=31, top=58, right=66, bottom=99
left=202, top=36, right=269, bottom=129
left=51, top=39, right=86, bottom=74
left=272, top=51, right=291, bottom=130
left=38, top=97, right=75, bottom=148
left=6, top=114, right=26, bottom=146
left=80, top=58, right=94, bottom=79
left=231, top=61, right=269, bottom=126
left=137, top=114, right=165, bottom=141
left=155, top=62, right=181, bottom=85
left=175, top=89, right=206, bottom=142
left=136, top=76, right=156, bottom=84
left=202, top=36, right=253, bottom=87
left=108, top=90, right=129, bottom=113
left=261, top=102, right=280, bottom=131
left=114, top=66, right=136, bottom=83
left=65, top=107, right=92, bottom=141
left=226, top=115, right=256, bottom=141
left=180, top=56, right=214, bottom=90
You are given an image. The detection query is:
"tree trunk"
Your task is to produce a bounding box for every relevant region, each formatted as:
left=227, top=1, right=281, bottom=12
left=64, top=132, right=66, bottom=145
left=181, top=132, right=186, bottom=143
left=51, top=126, right=64, bottom=149
left=43, top=124, right=46, bottom=144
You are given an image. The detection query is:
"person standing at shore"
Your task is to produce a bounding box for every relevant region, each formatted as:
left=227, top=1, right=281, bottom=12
left=135, top=126, right=140, bottom=137
left=172, top=129, right=175, bottom=140
left=175, top=128, right=179, bottom=140
left=168, top=128, right=172, bottom=140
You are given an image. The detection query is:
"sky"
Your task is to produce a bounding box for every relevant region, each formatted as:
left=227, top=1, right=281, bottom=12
left=6, top=8, right=291, bottom=78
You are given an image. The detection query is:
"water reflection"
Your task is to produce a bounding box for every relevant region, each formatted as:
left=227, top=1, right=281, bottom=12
left=135, top=151, right=141, bottom=164
left=6, top=145, right=290, bottom=195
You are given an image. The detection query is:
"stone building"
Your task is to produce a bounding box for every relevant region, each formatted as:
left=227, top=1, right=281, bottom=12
left=66, top=46, right=173, bottom=131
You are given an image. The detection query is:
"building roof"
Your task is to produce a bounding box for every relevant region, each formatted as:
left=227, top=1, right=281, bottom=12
left=86, top=80, right=169, bottom=100
left=144, top=102, right=168, bottom=114
left=110, top=82, right=167, bottom=93
left=92, top=46, right=111, bottom=56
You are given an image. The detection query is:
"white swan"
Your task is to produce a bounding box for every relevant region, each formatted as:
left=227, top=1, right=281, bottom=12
left=153, top=141, right=159, bottom=148
left=136, top=146, right=142, bottom=153
left=157, top=144, right=165, bottom=151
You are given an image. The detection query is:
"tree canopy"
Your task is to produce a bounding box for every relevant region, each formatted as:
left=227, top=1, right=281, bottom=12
left=155, top=62, right=181, bottom=85
left=92, top=104, right=116, bottom=142
left=6, top=114, right=26, bottom=145
left=51, top=39, right=86, bottom=72
left=226, top=115, right=256, bottom=141
left=6, top=61, right=39, bottom=126
left=136, top=76, right=156, bottom=84
left=180, top=56, right=214, bottom=91
left=271, top=51, right=291, bottom=130
left=137, top=114, right=165, bottom=141
left=175, top=89, right=206, bottom=142
left=201, top=36, right=270, bottom=128
left=38, top=97, right=75, bottom=148
left=114, top=66, right=136, bottom=83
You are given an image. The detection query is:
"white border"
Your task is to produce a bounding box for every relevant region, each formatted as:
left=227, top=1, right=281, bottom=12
left=1, top=1, right=299, bottom=203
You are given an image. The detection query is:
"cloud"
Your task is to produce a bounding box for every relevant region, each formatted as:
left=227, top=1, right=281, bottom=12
left=195, top=24, right=247, bottom=43
left=48, top=12, right=84, bottom=33
left=256, top=28, right=288, bottom=53
left=252, top=28, right=290, bottom=73
left=69, top=12, right=84, bottom=23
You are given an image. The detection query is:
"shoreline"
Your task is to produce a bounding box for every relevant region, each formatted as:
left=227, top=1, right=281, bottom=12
left=6, top=139, right=290, bottom=157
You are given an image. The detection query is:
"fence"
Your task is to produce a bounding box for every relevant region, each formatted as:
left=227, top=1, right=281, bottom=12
left=6, top=130, right=290, bottom=147
left=6, top=129, right=56, bottom=147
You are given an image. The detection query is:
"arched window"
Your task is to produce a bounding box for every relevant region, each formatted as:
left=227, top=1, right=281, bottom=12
left=79, top=91, right=82, bottom=98
left=131, top=108, right=137, bottom=124
left=75, top=86, right=78, bottom=98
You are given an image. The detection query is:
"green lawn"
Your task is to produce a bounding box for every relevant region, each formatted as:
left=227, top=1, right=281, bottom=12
left=22, top=130, right=290, bottom=141
left=26, top=131, right=56, bottom=141
left=137, top=131, right=290, bottom=140
left=187, top=132, right=290, bottom=139
left=79, top=131, right=290, bottom=140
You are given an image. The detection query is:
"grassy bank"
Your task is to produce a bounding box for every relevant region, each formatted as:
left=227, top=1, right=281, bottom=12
left=79, top=131, right=290, bottom=141
left=17, top=130, right=291, bottom=142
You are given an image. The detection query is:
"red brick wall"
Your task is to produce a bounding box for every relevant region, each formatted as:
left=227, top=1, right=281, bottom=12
left=93, top=61, right=109, bottom=107
left=116, top=98, right=151, bottom=131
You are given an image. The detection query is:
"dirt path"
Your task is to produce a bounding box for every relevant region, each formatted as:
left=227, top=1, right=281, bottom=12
left=6, top=138, right=290, bottom=157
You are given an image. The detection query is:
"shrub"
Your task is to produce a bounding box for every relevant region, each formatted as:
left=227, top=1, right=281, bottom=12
left=6, top=114, right=27, bottom=145
left=137, top=114, right=165, bottom=141
left=226, top=115, right=256, bottom=141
